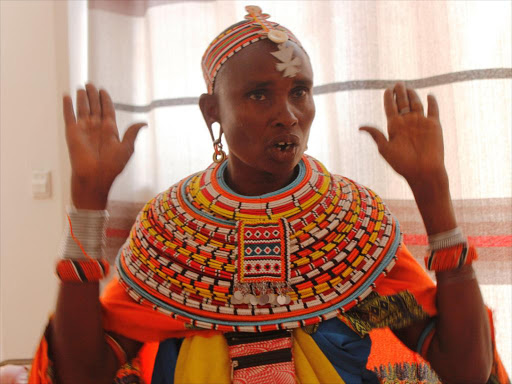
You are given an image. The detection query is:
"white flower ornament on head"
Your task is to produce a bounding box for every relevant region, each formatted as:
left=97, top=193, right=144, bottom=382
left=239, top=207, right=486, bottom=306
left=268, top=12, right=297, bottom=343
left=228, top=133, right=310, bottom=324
left=271, top=43, right=302, bottom=78
left=244, top=5, right=302, bottom=77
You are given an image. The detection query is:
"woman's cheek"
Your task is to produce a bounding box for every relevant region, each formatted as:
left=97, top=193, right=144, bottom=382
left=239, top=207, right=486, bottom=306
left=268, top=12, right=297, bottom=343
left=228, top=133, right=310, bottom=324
left=305, top=98, right=316, bottom=123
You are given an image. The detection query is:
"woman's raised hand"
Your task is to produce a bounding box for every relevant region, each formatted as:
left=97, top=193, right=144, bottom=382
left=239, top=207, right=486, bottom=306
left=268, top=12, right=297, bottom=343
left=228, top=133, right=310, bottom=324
left=63, top=83, right=146, bottom=210
left=360, top=82, right=446, bottom=188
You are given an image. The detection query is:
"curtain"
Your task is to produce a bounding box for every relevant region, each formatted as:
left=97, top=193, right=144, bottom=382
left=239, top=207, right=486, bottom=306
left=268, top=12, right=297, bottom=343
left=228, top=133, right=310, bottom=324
left=80, top=0, right=511, bottom=374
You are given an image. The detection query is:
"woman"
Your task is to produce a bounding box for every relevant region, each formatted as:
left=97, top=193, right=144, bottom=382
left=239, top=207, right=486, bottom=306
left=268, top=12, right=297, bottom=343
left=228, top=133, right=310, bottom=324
left=31, top=6, right=508, bottom=384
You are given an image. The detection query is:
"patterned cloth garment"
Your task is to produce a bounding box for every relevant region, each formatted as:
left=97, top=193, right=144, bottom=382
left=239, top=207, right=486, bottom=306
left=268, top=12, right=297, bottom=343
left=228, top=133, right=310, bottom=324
left=225, top=330, right=295, bottom=384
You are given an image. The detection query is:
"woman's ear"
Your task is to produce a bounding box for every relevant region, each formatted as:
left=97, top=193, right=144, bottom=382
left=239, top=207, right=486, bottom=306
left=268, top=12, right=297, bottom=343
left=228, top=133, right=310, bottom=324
left=199, top=93, right=219, bottom=128
left=199, top=93, right=220, bottom=142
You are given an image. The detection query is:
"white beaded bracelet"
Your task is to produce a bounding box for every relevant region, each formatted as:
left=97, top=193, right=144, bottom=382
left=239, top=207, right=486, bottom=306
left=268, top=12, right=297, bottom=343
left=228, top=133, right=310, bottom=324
left=428, top=227, right=466, bottom=251
left=58, top=206, right=109, bottom=260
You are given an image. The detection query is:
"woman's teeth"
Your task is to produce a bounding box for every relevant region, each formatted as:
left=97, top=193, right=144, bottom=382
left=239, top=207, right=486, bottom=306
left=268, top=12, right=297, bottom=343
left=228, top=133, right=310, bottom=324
left=276, top=142, right=293, bottom=150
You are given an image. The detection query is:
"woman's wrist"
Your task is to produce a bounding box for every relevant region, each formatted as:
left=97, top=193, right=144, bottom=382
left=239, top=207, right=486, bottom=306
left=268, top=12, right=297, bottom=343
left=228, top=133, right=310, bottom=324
left=408, top=171, right=457, bottom=235
left=71, top=196, right=108, bottom=210
left=413, top=186, right=457, bottom=235
left=436, top=264, right=476, bottom=285
left=71, top=175, right=110, bottom=210
left=407, top=167, right=449, bottom=196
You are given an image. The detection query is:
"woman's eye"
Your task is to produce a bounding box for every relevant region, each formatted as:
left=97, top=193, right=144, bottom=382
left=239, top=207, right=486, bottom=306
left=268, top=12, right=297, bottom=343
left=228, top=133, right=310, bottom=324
left=249, top=92, right=266, bottom=101
left=292, top=88, right=307, bottom=98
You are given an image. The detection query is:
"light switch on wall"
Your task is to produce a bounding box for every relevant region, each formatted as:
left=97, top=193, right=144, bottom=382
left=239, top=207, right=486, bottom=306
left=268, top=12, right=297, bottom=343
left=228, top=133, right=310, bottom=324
left=32, top=170, right=52, bottom=199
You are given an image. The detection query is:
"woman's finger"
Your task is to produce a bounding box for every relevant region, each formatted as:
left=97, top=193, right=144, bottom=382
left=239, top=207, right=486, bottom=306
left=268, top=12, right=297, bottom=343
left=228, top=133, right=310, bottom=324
left=86, top=83, right=101, bottom=117
left=76, top=88, right=90, bottom=119
left=427, top=94, right=440, bottom=119
left=393, top=82, right=410, bottom=114
left=359, top=126, right=389, bottom=157
left=99, top=89, right=120, bottom=139
left=100, top=89, right=115, bottom=120
left=383, top=88, right=398, bottom=118
left=62, top=95, right=76, bottom=128
left=407, top=88, right=424, bottom=116
left=120, top=122, right=148, bottom=159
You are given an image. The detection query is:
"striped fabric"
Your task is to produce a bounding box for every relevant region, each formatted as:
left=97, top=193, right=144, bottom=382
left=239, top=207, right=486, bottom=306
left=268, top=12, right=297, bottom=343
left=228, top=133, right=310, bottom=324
left=225, top=330, right=295, bottom=384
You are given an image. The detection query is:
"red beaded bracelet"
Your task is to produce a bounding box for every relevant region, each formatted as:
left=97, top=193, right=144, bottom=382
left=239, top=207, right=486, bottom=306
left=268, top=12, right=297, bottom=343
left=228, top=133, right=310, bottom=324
left=424, top=243, right=477, bottom=272
left=56, top=258, right=110, bottom=282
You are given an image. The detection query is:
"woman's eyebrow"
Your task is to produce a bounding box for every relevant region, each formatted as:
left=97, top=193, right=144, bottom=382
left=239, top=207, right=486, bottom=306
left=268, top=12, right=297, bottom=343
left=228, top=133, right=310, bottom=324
left=293, top=79, right=313, bottom=87
left=243, top=80, right=273, bottom=89
left=242, top=79, right=313, bottom=90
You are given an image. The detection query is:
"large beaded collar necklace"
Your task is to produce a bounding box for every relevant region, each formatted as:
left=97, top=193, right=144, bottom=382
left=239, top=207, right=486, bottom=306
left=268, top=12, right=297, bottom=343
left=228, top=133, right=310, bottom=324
left=117, top=156, right=401, bottom=332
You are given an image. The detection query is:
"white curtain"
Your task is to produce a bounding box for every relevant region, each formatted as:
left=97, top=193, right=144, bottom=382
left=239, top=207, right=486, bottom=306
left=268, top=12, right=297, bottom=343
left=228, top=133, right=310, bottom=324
left=76, top=0, right=511, bottom=373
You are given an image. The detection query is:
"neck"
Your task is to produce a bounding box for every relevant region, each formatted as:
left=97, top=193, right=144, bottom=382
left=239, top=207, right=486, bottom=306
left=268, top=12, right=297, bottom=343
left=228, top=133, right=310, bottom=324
left=224, top=158, right=299, bottom=196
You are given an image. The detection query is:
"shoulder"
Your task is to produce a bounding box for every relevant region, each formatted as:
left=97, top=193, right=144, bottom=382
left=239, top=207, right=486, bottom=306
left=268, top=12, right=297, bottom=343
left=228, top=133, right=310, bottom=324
left=330, top=171, right=395, bottom=220
left=330, top=170, right=383, bottom=198
left=140, top=169, right=208, bottom=212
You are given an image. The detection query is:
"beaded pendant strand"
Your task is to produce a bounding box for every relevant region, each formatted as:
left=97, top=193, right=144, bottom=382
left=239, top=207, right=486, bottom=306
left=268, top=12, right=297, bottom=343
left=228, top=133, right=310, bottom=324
left=233, top=218, right=292, bottom=306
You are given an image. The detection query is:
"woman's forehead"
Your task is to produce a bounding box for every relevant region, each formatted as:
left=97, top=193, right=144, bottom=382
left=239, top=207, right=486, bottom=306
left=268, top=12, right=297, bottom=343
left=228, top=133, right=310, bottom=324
left=214, top=40, right=313, bottom=94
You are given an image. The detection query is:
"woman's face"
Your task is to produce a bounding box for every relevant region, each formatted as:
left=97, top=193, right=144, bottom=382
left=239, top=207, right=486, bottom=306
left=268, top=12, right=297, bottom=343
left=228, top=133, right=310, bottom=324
left=213, top=39, right=315, bottom=178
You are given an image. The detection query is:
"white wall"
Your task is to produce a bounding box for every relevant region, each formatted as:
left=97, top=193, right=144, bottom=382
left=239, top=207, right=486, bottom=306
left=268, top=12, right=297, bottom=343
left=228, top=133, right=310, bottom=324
left=0, top=0, right=70, bottom=361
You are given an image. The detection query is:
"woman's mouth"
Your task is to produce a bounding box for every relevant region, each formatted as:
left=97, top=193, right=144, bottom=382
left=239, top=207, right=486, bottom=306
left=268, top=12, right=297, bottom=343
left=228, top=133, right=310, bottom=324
left=275, top=142, right=295, bottom=151
left=269, top=142, right=299, bottom=162
left=267, top=134, right=301, bottom=162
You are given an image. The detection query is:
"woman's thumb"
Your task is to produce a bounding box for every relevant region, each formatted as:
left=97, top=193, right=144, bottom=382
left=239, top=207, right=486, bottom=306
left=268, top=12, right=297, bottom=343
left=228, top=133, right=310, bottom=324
left=359, top=126, right=388, bottom=155
left=122, top=122, right=147, bottom=154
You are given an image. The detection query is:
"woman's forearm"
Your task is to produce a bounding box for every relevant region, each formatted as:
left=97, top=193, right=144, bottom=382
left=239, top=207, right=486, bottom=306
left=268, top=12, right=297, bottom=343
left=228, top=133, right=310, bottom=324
left=410, top=175, right=492, bottom=383
left=51, top=199, right=123, bottom=384
left=52, top=283, right=119, bottom=384
left=49, top=84, right=145, bottom=383
left=429, top=266, right=492, bottom=383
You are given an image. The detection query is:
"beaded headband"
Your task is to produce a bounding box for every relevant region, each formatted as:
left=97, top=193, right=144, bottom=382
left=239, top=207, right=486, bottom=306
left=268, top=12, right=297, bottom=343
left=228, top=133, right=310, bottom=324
left=201, top=5, right=303, bottom=94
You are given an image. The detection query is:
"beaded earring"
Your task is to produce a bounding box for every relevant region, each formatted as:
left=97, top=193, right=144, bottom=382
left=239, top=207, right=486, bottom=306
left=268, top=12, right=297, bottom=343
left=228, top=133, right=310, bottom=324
left=209, top=121, right=226, bottom=163
left=213, top=137, right=226, bottom=163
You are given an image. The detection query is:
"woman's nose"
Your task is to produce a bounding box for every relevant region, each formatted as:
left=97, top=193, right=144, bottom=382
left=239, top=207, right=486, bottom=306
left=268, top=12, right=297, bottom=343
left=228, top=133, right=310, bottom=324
left=271, top=100, right=298, bottom=129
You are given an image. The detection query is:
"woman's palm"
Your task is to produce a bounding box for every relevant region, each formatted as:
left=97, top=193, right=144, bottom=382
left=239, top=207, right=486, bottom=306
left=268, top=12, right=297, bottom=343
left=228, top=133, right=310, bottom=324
left=360, top=85, right=445, bottom=185
left=63, top=84, right=146, bottom=207
left=382, top=112, right=444, bottom=180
